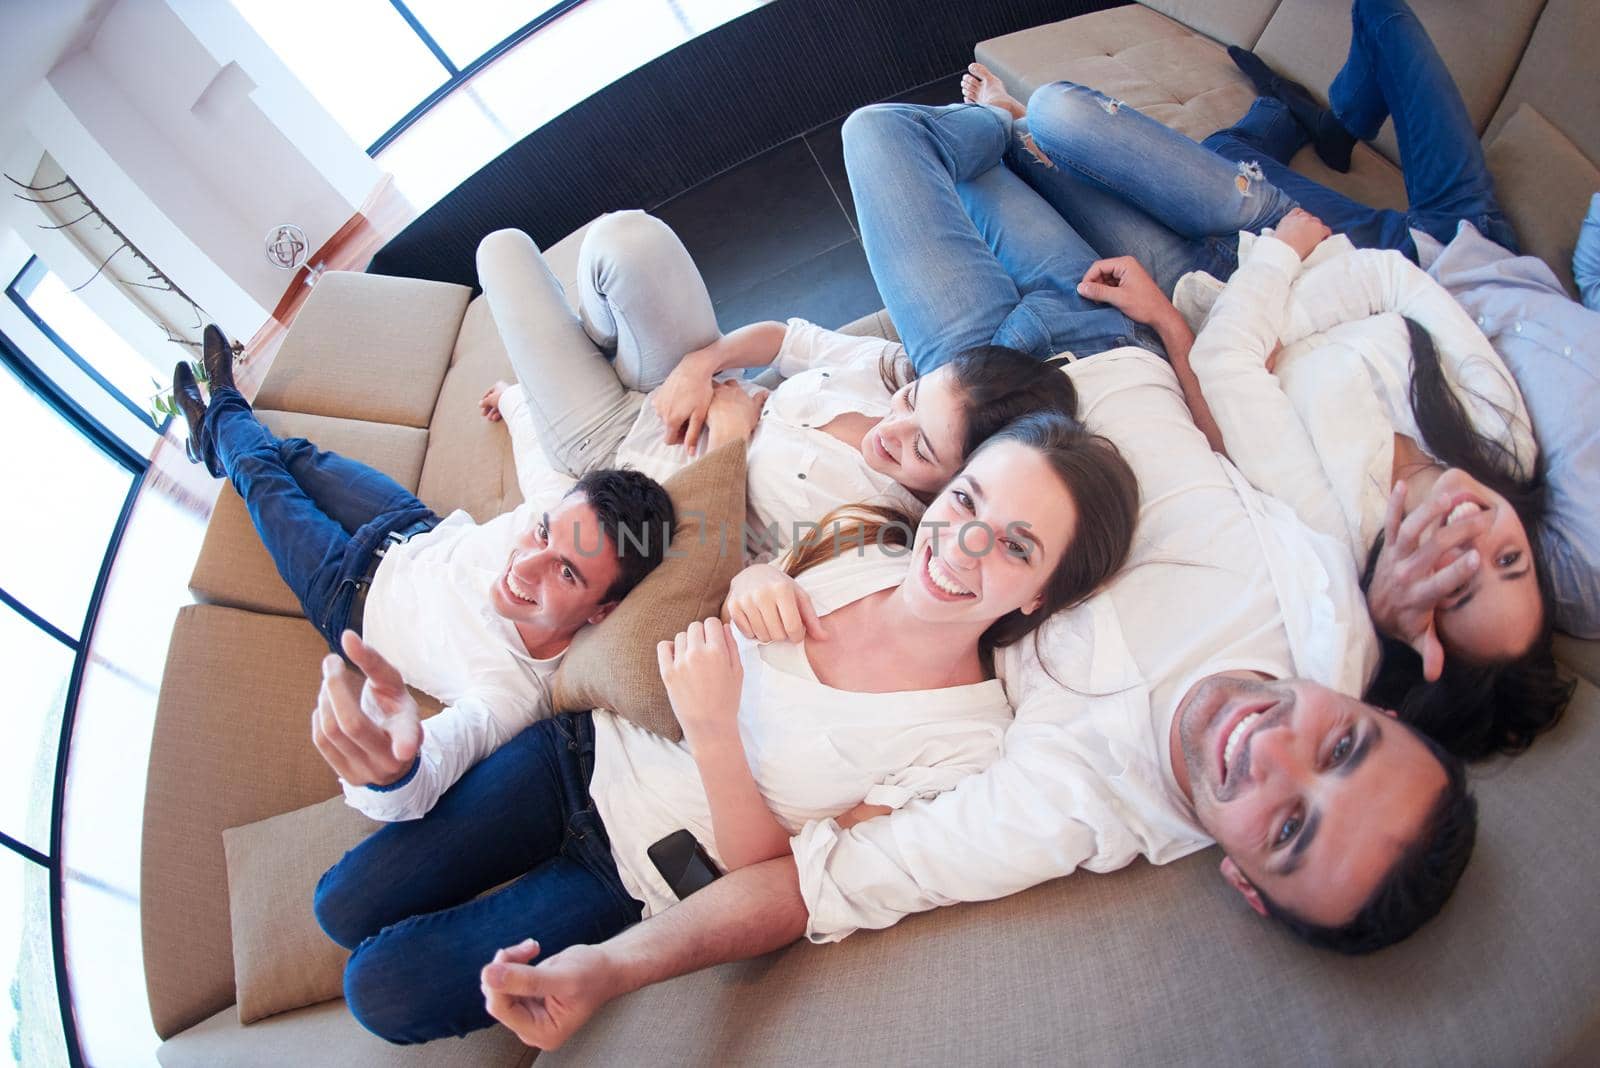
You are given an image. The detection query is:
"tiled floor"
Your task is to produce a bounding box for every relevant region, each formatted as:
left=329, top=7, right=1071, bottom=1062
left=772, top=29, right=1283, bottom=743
left=655, top=72, right=966, bottom=333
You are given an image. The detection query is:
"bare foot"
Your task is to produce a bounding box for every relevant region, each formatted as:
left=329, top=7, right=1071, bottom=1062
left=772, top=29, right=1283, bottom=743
left=961, top=62, right=1025, bottom=120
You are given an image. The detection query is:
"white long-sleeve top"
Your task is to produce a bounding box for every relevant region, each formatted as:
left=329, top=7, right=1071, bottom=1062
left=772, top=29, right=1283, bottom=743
left=588, top=546, right=1014, bottom=919
left=1177, top=233, right=1536, bottom=560
left=344, top=386, right=568, bottom=821
left=612, top=318, right=926, bottom=560
left=789, top=349, right=1378, bottom=943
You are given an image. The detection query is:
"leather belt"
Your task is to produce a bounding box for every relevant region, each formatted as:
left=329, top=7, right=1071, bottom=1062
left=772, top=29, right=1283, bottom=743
left=347, top=516, right=439, bottom=634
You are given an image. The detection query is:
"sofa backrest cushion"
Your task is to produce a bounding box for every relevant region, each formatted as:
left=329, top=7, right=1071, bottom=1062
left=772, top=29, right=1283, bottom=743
left=1139, top=0, right=1282, bottom=49
left=252, top=271, right=470, bottom=429
left=1487, top=0, right=1600, bottom=163
left=1485, top=104, right=1600, bottom=301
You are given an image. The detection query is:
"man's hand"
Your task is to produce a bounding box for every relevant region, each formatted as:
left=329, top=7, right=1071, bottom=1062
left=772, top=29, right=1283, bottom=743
left=653, top=348, right=720, bottom=452
left=704, top=381, right=769, bottom=452
left=479, top=380, right=513, bottom=422
left=657, top=618, right=745, bottom=740
left=310, top=630, right=424, bottom=787
left=1366, top=482, right=1489, bottom=681
left=1272, top=207, right=1331, bottom=260
left=481, top=940, right=620, bottom=1051
left=1076, top=256, right=1179, bottom=330
left=722, top=563, right=828, bottom=644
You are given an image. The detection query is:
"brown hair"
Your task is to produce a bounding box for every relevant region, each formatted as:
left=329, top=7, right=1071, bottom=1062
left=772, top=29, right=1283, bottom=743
left=879, top=344, right=1081, bottom=458
left=784, top=411, right=1138, bottom=659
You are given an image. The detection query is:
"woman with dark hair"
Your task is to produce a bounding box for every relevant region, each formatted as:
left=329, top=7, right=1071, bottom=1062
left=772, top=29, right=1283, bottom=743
left=653, top=410, right=1138, bottom=881
left=1081, top=210, right=1571, bottom=760
left=476, top=213, right=1079, bottom=562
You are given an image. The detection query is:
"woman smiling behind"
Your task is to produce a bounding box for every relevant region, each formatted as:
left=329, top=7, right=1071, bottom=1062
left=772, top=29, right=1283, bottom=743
left=477, top=214, right=1078, bottom=561
left=620, top=410, right=1139, bottom=898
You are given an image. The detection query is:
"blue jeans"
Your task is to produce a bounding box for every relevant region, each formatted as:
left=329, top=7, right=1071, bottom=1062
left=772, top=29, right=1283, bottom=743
left=204, top=388, right=437, bottom=651
left=842, top=101, right=1163, bottom=373
left=314, top=712, right=641, bottom=1045
left=1016, top=0, right=1516, bottom=282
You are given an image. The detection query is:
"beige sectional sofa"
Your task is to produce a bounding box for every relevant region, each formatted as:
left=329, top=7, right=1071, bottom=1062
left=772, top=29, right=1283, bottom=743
left=143, top=1, right=1600, bottom=1063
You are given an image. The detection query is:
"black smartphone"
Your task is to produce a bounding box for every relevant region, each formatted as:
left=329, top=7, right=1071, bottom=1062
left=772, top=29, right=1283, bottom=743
left=646, top=829, right=722, bottom=900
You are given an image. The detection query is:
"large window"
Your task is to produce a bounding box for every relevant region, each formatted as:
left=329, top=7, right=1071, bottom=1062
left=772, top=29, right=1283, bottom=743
left=233, top=0, right=766, bottom=207
left=2, top=256, right=156, bottom=1066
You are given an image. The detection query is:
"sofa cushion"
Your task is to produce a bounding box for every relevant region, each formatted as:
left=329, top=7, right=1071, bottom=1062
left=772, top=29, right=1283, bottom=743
left=253, top=271, right=469, bottom=428
left=415, top=295, right=524, bottom=523
left=1487, top=0, right=1600, bottom=166
left=156, top=998, right=533, bottom=1068
left=978, top=6, right=1257, bottom=143
left=143, top=604, right=442, bottom=1039
left=222, top=796, right=377, bottom=1024
left=143, top=606, right=347, bottom=1039
left=1485, top=104, right=1600, bottom=300
left=189, top=412, right=429, bottom=617
left=546, top=678, right=1600, bottom=1064
left=1554, top=636, right=1600, bottom=689
left=550, top=441, right=748, bottom=740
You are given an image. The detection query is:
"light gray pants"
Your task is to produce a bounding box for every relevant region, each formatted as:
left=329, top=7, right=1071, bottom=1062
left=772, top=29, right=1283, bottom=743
left=476, top=212, right=721, bottom=477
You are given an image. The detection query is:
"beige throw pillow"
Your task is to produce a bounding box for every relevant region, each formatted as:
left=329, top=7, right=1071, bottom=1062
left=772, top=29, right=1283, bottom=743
left=551, top=441, right=748, bottom=740
left=222, top=796, right=378, bottom=1024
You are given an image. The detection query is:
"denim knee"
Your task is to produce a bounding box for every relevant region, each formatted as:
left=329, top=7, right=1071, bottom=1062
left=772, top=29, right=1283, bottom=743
left=342, top=919, right=487, bottom=1045
left=1026, top=81, right=1117, bottom=130
left=343, top=934, right=425, bottom=1044
left=840, top=102, right=907, bottom=153
left=313, top=861, right=374, bottom=951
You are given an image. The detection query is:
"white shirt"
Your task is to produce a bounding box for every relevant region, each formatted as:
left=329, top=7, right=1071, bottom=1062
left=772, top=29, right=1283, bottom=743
left=788, top=349, right=1378, bottom=943
left=613, top=319, right=926, bottom=559
left=344, top=386, right=568, bottom=821
left=1177, top=233, right=1536, bottom=561
left=588, top=546, right=1014, bottom=919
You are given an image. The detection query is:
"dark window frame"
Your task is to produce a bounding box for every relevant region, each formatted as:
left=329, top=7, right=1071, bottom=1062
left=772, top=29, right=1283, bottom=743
left=2, top=321, right=149, bottom=1068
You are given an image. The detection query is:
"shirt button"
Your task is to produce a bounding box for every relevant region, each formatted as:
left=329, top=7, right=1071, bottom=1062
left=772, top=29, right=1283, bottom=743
left=1477, top=315, right=1486, bottom=326
left=1513, top=321, right=1523, bottom=333
left=1564, top=346, right=1573, bottom=356
left=822, top=372, right=830, bottom=377
left=797, top=472, right=806, bottom=480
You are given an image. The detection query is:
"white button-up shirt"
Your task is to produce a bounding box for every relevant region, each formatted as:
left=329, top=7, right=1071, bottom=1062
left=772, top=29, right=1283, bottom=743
left=1176, top=233, right=1536, bottom=562
left=345, top=386, right=569, bottom=821
left=788, top=350, right=1377, bottom=943
left=588, top=546, right=1014, bottom=919
left=612, top=319, right=926, bottom=559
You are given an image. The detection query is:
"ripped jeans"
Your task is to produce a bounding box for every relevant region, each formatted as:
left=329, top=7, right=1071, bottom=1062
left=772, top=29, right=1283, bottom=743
left=842, top=101, right=1167, bottom=372
left=1015, top=0, right=1516, bottom=285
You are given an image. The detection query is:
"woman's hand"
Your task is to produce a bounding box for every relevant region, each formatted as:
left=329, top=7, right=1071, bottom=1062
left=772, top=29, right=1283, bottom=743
left=1273, top=208, right=1331, bottom=260
left=479, top=380, right=514, bottom=422
left=705, top=381, right=769, bottom=452
left=1366, top=481, right=1491, bottom=681
left=658, top=618, right=745, bottom=740
left=722, top=564, right=828, bottom=644
left=652, top=348, right=719, bottom=450
left=1077, top=256, right=1179, bottom=330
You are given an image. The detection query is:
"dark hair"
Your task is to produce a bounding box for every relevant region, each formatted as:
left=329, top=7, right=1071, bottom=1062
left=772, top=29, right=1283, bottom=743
left=1361, top=318, right=1571, bottom=758
left=1259, top=724, right=1476, bottom=955
left=568, top=468, right=676, bottom=603
left=784, top=411, right=1138, bottom=660
left=880, top=344, right=1081, bottom=457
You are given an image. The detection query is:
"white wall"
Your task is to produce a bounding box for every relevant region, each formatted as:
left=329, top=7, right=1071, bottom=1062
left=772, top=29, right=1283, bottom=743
left=40, top=0, right=383, bottom=332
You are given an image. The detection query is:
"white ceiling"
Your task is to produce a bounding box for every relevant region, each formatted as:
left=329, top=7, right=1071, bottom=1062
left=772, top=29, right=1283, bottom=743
left=0, top=0, right=116, bottom=156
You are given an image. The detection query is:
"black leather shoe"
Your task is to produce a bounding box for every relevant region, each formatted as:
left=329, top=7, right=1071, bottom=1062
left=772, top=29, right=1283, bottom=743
left=202, top=323, right=236, bottom=395
left=174, top=361, right=222, bottom=477
left=1228, top=46, right=1356, bottom=173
